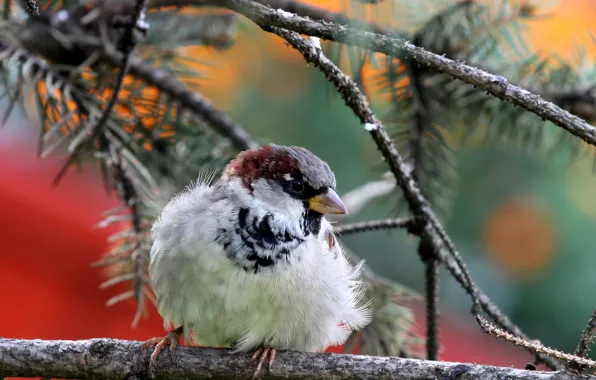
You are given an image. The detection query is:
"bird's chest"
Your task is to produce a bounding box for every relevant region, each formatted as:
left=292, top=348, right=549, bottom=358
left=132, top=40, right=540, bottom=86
left=176, top=241, right=333, bottom=350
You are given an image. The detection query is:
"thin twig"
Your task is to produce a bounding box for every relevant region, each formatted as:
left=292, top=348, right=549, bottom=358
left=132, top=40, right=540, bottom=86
left=479, top=316, right=596, bottom=369
left=569, top=308, right=596, bottom=371
left=334, top=218, right=414, bottom=235
left=418, top=238, right=440, bottom=361
left=437, top=246, right=561, bottom=369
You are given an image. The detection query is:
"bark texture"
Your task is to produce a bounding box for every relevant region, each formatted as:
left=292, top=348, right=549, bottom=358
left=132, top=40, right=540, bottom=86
left=0, top=338, right=592, bottom=379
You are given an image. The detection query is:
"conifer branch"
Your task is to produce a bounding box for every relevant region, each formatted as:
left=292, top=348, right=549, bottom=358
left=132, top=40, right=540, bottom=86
left=217, top=0, right=596, bottom=150
left=52, top=0, right=148, bottom=185
left=569, top=309, right=596, bottom=370
left=418, top=238, right=440, bottom=361
left=334, top=218, right=414, bottom=235
left=479, top=317, right=596, bottom=370
left=12, top=8, right=258, bottom=152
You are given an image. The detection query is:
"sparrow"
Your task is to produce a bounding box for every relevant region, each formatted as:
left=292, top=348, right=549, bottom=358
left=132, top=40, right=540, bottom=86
left=144, top=144, right=371, bottom=377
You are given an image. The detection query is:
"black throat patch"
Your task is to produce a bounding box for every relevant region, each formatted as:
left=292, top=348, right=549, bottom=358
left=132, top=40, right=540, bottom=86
left=216, top=207, right=310, bottom=273
left=301, top=207, right=323, bottom=236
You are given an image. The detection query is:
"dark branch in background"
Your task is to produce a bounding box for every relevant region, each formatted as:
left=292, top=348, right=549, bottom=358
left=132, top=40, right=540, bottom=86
left=407, top=17, right=435, bottom=185
left=334, top=217, right=414, bottom=235
left=418, top=238, right=440, bottom=361
left=217, top=0, right=596, bottom=149
left=0, top=338, right=586, bottom=380
left=479, top=320, right=596, bottom=369
left=240, top=2, right=562, bottom=370
left=552, top=87, right=596, bottom=124
left=407, top=31, right=441, bottom=357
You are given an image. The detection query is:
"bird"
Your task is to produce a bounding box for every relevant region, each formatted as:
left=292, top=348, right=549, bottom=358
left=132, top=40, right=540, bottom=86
left=144, top=144, right=371, bottom=377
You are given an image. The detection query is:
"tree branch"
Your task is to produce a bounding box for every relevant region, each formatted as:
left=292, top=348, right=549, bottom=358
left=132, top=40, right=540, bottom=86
left=148, top=0, right=401, bottom=36
left=419, top=238, right=440, bottom=361
left=15, top=10, right=259, bottom=153
left=570, top=308, right=596, bottom=370
left=334, top=217, right=414, bottom=235
left=148, top=0, right=596, bottom=125
left=0, top=338, right=586, bottom=380
left=217, top=0, right=596, bottom=149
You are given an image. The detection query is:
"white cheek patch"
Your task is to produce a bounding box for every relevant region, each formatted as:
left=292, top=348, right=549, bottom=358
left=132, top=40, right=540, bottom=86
left=251, top=178, right=306, bottom=221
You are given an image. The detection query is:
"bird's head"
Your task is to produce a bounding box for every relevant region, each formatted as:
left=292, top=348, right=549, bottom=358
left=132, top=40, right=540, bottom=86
left=222, top=144, right=347, bottom=231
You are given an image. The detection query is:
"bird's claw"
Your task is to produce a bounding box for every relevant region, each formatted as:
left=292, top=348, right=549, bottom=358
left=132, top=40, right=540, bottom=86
left=143, top=327, right=183, bottom=376
left=251, top=346, right=276, bottom=379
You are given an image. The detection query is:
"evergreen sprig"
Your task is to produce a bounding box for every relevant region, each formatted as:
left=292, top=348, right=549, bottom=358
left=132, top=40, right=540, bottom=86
left=0, top=0, right=244, bottom=325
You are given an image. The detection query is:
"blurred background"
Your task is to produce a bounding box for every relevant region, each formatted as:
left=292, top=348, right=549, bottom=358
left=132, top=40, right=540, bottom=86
left=2, top=0, right=596, bottom=370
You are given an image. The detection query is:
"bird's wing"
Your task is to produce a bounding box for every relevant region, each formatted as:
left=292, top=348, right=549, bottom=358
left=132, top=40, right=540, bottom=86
left=148, top=177, right=223, bottom=332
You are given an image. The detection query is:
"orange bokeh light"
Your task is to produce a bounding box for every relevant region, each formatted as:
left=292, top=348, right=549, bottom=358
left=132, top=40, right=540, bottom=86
left=484, top=197, right=557, bottom=280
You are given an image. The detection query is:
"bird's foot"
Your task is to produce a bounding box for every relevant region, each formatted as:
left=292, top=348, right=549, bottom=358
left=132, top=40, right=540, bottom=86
left=142, top=326, right=183, bottom=375
left=251, top=346, right=277, bottom=379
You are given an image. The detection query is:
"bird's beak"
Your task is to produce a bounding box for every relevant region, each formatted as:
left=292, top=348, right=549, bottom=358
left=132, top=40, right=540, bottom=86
left=308, top=188, right=348, bottom=215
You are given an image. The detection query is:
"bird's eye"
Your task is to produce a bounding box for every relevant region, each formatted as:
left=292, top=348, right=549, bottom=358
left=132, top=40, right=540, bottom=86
left=290, top=179, right=305, bottom=193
